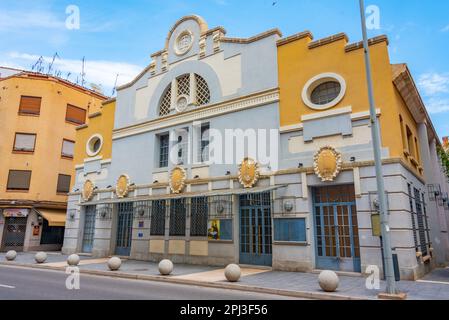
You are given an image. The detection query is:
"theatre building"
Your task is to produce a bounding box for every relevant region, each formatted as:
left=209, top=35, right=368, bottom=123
left=0, top=68, right=106, bottom=252
left=62, top=16, right=449, bottom=280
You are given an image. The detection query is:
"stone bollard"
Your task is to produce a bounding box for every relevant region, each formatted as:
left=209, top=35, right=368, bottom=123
left=35, top=252, right=48, bottom=264
left=224, top=264, right=241, bottom=282
left=158, top=259, right=174, bottom=276
left=67, top=254, right=80, bottom=266
left=318, top=270, right=340, bottom=292
left=5, top=250, right=17, bottom=261
left=107, top=257, right=122, bottom=271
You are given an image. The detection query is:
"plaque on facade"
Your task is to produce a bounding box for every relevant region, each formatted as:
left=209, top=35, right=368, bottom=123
left=170, top=166, right=187, bottom=194
left=82, top=180, right=95, bottom=202
left=238, top=157, right=260, bottom=188
left=313, top=146, right=342, bottom=182
left=116, top=174, right=131, bottom=198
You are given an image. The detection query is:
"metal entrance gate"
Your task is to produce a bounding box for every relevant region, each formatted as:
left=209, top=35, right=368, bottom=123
left=313, top=185, right=361, bottom=272
left=115, top=202, right=133, bottom=256
left=2, top=217, right=27, bottom=251
left=82, top=206, right=96, bottom=253
left=239, top=192, right=272, bottom=266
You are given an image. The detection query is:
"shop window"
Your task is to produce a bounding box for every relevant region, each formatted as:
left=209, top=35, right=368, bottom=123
left=57, top=174, right=71, bottom=194
left=7, top=170, right=32, bottom=191
left=65, top=104, right=86, bottom=125
left=19, top=96, right=41, bottom=115
left=274, top=218, right=307, bottom=242
left=150, top=200, right=166, bottom=236
left=13, top=133, right=36, bottom=152
left=190, top=197, right=208, bottom=237
left=61, top=139, right=75, bottom=158
left=40, top=219, right=65, bottom=245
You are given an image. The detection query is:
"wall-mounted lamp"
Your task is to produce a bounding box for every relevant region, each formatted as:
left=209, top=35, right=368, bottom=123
left=153, top=180, right=159, bottom=184
left=298, top=163, right=304, bottom=169
left=350, top=157, right=356, bottom=162
left=225, top=171, right=231, bottom=176
left=194, top=175, right=200, bottom=179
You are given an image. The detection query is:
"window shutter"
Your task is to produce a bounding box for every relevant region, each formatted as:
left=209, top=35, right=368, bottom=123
left=65, top=104, right=86, bottom=125
left=57, top=174, right=71, bottom=193
left=19, top=96, right=41, bottom=115
left=62, top=140, right=75, bottom=157
left=14, top=133, right=36, bottom=152
left=7, top=170, right=32, bottom=190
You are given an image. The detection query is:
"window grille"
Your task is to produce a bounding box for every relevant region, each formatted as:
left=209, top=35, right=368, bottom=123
left=414, top=188, right=429, bottom=256
left=239, top=192, right=271, bottom=208
left=159, top=86, right=172, bottom=116
left=311, top=81, right=341, bottom=105
left=177, top=74, right=190, bottom=96
left=190, top=197, right=208, bottom=237
left=209, top=195, right=233, bottom=219
left=150, top=200, right=166, bottom=236
left=408, top=184, right=419, bottom=252
left=422, top=193, right=432, bottom=246
left=134, top=201, right=151, bottom=219
left=170, top=199, right=187, bottom=236
left=195, top=74, right=210, bottom=106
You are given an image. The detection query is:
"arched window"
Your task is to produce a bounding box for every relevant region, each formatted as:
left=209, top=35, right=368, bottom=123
left=158, top=73, right=210, bottom=117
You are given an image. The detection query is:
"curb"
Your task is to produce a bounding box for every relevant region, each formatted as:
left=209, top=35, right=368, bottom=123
left=0, top=261, right=370, bottom=300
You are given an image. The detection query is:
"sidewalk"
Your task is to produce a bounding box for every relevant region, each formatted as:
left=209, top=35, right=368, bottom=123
left=1, top=252, right=449, bottom=300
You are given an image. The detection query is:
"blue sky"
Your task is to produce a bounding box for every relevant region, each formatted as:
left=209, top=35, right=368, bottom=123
left=0, top=0, right=448, bottom=137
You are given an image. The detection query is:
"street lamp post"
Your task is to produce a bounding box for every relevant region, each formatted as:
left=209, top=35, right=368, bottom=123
left=358, top=0, right=397, bottom=295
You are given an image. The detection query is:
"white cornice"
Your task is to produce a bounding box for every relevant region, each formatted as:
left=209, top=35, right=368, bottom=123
left=113, top=88, right=279, bottom=140
left=301, top=106, right=352, bottom=122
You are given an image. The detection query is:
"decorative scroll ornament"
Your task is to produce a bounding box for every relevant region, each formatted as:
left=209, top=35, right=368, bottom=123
left=170, top=166, right=187, bottom=194
left=313, top=146, right=343, bottom=182
left=82, top=180, right=95, bottom=202
left=239, top=157, right=260, bottom=188
left=116, top=174, right=131, bottom=198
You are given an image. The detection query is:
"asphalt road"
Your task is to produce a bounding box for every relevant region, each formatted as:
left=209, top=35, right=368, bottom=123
left=0, top=265, right=298, bottom=300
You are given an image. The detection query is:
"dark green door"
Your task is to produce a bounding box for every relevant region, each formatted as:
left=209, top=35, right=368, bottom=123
left=115, top=203, right=134, bottom=256
left=239, top=192, right=272, bottom=266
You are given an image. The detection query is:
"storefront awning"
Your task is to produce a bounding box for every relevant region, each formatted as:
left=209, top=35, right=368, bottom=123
left=80, top=185, right=287, bottom=206
left=35, top=209, right=67, bottom=227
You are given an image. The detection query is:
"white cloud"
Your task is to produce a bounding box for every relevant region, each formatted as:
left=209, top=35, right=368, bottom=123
left=425, top=98, right=449, bottom=114
left=0, top=10, right=65, bottom=30
left=4, top=52, right=142, bottom=95
left=418, top=73, right=449, bottom=96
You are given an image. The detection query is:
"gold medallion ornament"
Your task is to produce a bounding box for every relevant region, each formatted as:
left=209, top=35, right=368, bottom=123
left=82, top=180, right=95, bottom=202
left=239, top=157, right=260, bottom=188
left=116, top=174, right=131, bottom=198
left=169, top=166, right=187, bottom=194
left=313, top=146, right=343, bottom=182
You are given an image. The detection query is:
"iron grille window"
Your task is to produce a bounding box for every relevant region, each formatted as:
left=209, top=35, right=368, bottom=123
left=159, top=86, right=172, bottom=116
left=311, top=81, right=341, bottom=105
left=408, top=183, right=419, bottom=252
left=239, top=192, right=271, bottom=207
left=170, top=199, right=186, bottom=236
left=150, top=200, right=166, bottom=236
left=159, top=134, right=169, bottom=168
left=414, top=188, right=428, bottom=256
left=209, top=195, right=233, bottom=219
left=190, top=197, right=208, bottom=237
left=96, top=204, right=113, bottom=220
left=422, top=193, right=431, bottom=247
left=195, top=74, right=211, bottom=106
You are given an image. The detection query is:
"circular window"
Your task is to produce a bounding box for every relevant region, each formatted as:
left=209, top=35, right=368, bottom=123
left=86, top=134, right=103, bottom=157
left=175, top=30, right=194, bottom=56
left=302, top=73, right=346, bottom=110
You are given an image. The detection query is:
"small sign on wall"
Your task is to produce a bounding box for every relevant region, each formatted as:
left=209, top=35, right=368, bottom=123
left=138, top=221, right=144, bottom=228
left=33, top=225, right=40, bottom=236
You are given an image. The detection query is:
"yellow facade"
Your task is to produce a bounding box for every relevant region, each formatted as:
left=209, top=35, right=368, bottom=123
left=0, top=73, right=105, bottom=208
left=74, top=98, right=116, bottom=166
left=277, top=33, right=424, bottom=176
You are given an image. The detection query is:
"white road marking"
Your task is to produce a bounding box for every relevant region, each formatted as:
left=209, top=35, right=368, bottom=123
left=0, top=284, right=15, bottom=289
left=417, top=279, right=449, bottom=285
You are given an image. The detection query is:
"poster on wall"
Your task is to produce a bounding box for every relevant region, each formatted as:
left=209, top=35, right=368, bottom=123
left=208, top=220, right=220, bottom=240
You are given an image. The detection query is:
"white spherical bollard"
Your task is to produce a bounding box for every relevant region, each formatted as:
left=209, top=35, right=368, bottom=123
left=224, top=264, right=241, bottom=282
left=5, top=250, right=17, bottom=261
left=158, top=259, right=174, bottom=276
left=67, top=254, right=80, bottom=266
left=35, top=252, right=47, bottom=264
left=107, top=257, right=122, bottom=271
left=318, top=270, right=340, bottom=292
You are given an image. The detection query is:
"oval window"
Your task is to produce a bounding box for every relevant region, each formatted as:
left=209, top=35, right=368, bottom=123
left=310, top=81, right=341, bottom=106
left=302, top=73, right=346, bottom=110
left=86, top=134, right=103, bottom=157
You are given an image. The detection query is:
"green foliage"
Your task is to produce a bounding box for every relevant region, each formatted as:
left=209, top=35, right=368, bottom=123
left=437, top=146, right=449, bottom=178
